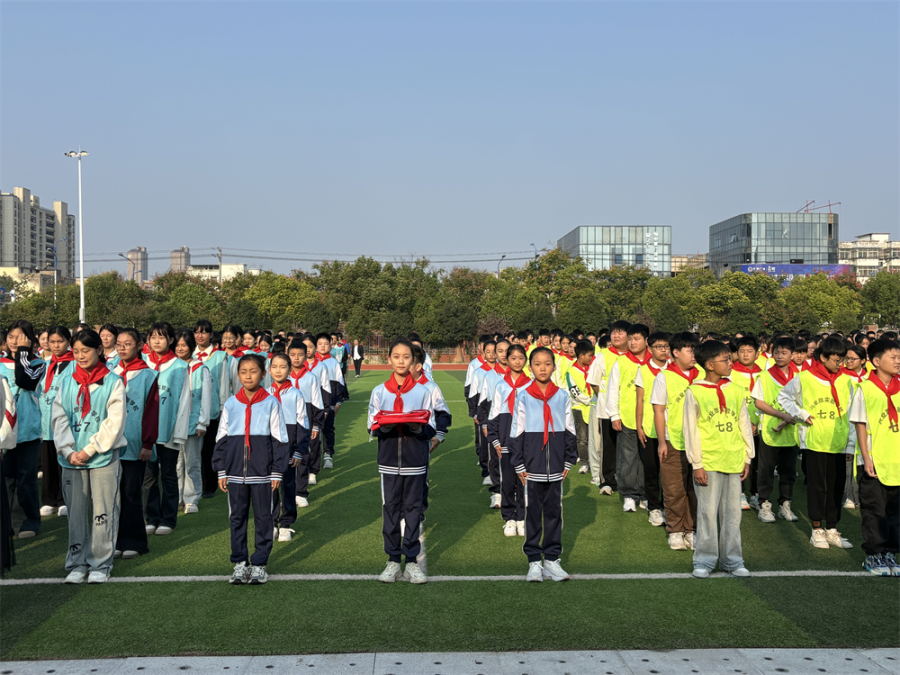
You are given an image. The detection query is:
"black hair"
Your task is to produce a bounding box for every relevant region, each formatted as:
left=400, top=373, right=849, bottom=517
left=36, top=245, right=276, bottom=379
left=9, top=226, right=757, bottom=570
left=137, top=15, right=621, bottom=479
left=237, top=353, right=266, bottom=374
left=574, top=339, right=594, bottom=359
left=270, top=352, right=291, bottom=368
left=411, top=343, right=427, bottom=366
left=867, top=339, right=900, bottom=363
left=47, top=325, right=72, bottom=343
left=483, top=340, right=498, bottom=351
left=815, top=336, right=847, bottom=361
left=538, top=328, right=550, bottom=337
left=7, top=320, right=37, bottom=352
left=772, top=337, right=794, bottom=353
left=99, top=324, right=119, bottom=338
left=792, top=337, right=808, bottom=354
left=174, top=329, right=197, bottom=354
left=479, top=334, right=492, bottom=345
left=669, top=331, right=697, bottom=353
left=257, top=333, right=273, bottom=348
left=610, top=320, right=631, bottom=333
left=118, top=327, right=141, bottom=345
left=389, top=337, right=414, bottom=357
left=529, top=345, right=555, bottom=366
left=596, top=335, right=611, bottom=349
left=560, top=334, right=573, bottom=344
left=407, top=333, right=422, bottom=344
left=647, top=331, right=671, bottom=348
left=496, top=338, right=511, bottom=349
left=736, top=335, right=760, bottom=352
left=194, top=319, right=213, bottom=334
left=572, top=328, right=584, bottom=338
left=846, top=344, right=867, bottom=361
left=517, top=331, right=530, bottom=342
left=147, top=322, right=175, bottom=341
left=586, top=331, right=596, bottom=339
left=882, top=331, right=898, bottom=341
left=507, top=344, right=527, bottom=361
left=853, top=333, right=869, bottom=345
left=74, top=323, right=91, bottom=333
left=222, top=325, right=242, bottom=339
left=550, top=328, right=563, bottom=338
left=72, top=328, right=103, bottom=351
left=315, top=332, right=332, bottom=345
left=271, top=341, right=287, bottom=355
left=288, top=339, right=308, bottom=353
left=696, top=340, right=730, bottom=370
left=626, top=323, right=649, bottom=340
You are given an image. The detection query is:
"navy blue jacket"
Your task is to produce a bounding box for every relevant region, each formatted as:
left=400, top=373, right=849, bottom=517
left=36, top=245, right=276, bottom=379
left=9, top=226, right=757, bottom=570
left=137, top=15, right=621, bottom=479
left=508, top=386, right=578, bottom=482
left=367, top=381, right=436, bottom=475
left=212, top=391, right=290, bottom=484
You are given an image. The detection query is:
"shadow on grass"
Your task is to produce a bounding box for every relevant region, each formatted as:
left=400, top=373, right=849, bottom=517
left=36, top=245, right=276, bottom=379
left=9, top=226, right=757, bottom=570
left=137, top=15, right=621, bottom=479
left=0, top=584, right=83, bottom=658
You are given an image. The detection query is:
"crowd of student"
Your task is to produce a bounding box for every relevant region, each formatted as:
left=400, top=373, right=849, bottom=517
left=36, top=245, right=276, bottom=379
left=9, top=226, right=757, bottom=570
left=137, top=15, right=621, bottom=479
left=0, top=318, right=896, bottom=586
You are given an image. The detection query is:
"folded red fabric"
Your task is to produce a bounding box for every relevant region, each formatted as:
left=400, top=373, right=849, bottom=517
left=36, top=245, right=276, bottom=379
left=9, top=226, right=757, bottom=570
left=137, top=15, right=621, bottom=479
left=371, top=409, right=430, bottom=431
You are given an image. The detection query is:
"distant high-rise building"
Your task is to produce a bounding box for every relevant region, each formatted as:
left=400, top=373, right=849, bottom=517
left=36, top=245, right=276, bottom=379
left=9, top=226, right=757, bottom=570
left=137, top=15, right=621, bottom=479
left=0, top=186, right=76, bottom=279
left=126, top=246, right=148, bottom=284
left=558, top=226, right=673, bottom=276
left=171, top=246, right=190, bottom=272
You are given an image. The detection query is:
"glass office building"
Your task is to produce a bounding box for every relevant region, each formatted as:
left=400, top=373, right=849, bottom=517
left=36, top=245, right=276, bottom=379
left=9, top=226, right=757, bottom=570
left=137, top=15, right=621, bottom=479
left=708, top=212, right=839, bottom=278
left=558, top=226, right=672, bottom=276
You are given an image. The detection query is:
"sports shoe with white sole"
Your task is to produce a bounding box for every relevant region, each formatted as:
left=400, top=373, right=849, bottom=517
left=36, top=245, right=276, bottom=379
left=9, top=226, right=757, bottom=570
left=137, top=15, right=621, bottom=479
left=114, top=550, right=122, bottom=559
left=622, top=497, right=637, bottom=512
left=578, top=464, right=588, bottom=474
left=884, top=552, right=900, bottom=576
left=87, top=571, right=109, bottom=584
left=482, top=476, right=492, bottom=486
left=692, top=567, right=710, bottom=579
left=842, top=498, right=856, bottom=509
left=503, top=520, right=517, bottom=537
left=648, top=509, right=665, bottom=527
left=685, top=532, right=694, bottom=550
left=639, top=499, right=648, bottom=510
left=278, top=527, right=294, bottom=542
left=526, top=561, right=543, bottom=582
left=668, top=532, right=687, bottom=551
left=17, top=530, right=36, bottom=539
left=145, top=524, right=157, bottom=534
left=184, top=504, right=199, bottom=514
left=249, top=565, right=268, bottom=584
left=378, top=561, right=402, bottom=583
left=40, top=505, right=56, bottom=516
left=122, top=550, right=140, bottom=559
left=308, top=473, right=317, bottom=485
left=729, top=567, right=751, bottom=577
left=590, top=477, right=600, bottom=486
left=758, top=501, right=776, bottom=523
left=825, top=528, right=853, bottom=549
left=740, top=494, right=751, bottom=510
left=404, top=562, right=427, bottom=584
left=778, top=501, right=799, bottom=522
left=598, top=485, right=613, bottom=495
left=810, top=528, right=829, bottom=549
left=516, top=520, right=525, bottom=536
left=230, top=561, right=250, bottom=584
left=57, top=505, right=68, bottom=517
left=542, top=559, right=570, bottom=581
left=155, top=526, right=173, bottom=536
left=749, top=494, right=760, bottom=511
left=863, top=554, right=891, bottom=576
left=323, top=456, right=333, bottom=470
left=64, top=570, right=87, bottom=584
left=296, top=496, right=309, bottom=508
left=490, top=494, right=501, bottom=509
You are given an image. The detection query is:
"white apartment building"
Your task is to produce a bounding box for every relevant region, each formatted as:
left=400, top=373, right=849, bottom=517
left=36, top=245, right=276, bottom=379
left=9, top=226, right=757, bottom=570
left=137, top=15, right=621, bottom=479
left=839, top=233, right=900, bottom=283
left=0, top=187, right=76, bottom=280
left=126, top=246, right=148, bottom=284
left=187, top=263, right=260, bottom=282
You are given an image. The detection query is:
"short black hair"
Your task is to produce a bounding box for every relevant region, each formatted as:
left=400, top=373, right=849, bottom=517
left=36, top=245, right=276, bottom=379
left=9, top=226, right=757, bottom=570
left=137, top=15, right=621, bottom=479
left=736, top=335, right=760, bottom=352
left=669, top=332, right=697, bottom=353
left=868, top=338, right=900, bottom=363
left=194, top=319, right=213, bottom=334
left=574, top=339, right=594, bottom=359
left=696, top=340, right=730, bottom=370
left=315, top=332, right=332, bottom=345
left=647, top=331, right=671, bottom=348
left=389, top=337, right=414, bottom=357
left=596, top=335, right=611, bottom=349
left=538, top=328, right=550, bottom=337
left=610, top=320, right=631, bottom=333
left=772, top=337, right=794, bottom=353
left=507, top=344, right=527, bottom=361
left=846, top=344, right=867, bottom=361
left=626, top=323, right=649, bottom=340
left=237, top=353, right=266, bottom=373
left=287, top=340, right=308, bottom=354
left=792, top=337, right=808, bottom=354
left=72, top=328, right=102, bottom=351
left=816, top=336, right=847, bottom=361
left=174, top=329, right=196, bottom=354
left=529, top=345, right=555, bottom=366
left=47, top=325, right=72, bottom=343
left=411, top=343, right=427, bottom=366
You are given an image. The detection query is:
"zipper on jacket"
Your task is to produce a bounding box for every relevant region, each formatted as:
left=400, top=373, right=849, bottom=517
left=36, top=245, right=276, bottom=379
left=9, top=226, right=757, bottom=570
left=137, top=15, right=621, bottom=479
left=397, top=392, right=402, bottom=472
left=244, top=442, right=249, bottom=481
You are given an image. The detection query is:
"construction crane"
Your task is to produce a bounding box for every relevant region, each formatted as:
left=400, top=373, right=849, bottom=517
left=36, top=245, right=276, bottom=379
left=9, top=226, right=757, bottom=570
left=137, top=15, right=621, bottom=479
left=808, top=201, right=841, bottom=214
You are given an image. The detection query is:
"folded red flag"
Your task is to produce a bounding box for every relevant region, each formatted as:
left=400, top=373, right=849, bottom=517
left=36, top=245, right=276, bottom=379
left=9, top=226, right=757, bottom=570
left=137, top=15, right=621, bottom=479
left=371, top=409, right=431, bottom=431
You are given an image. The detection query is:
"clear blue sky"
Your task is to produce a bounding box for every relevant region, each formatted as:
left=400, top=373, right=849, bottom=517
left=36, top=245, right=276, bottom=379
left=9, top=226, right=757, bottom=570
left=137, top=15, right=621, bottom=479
left=2, top=1, right=898, bottom=278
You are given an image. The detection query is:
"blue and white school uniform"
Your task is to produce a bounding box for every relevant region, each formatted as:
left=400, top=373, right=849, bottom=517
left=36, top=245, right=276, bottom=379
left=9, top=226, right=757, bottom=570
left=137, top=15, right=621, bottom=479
left=316, top=354, right=346, bottom=459
left=477, top=365, right=508, bottom=496
left=176, top=360, right=211, bottom=508
left=269, top=382, right=306, bottom=528
left=290, top=368, right=325, bottom=501
left=194, top=346, right=232, bottom=495
left=305, top=359, right=332, bottom=477
left=467, top=361, right=495, bottom=481
left=486, top=373, right=532, bottom=524
left=38, top=355, right=74, bottom=510
left=416, top=374, right=451, bottom=519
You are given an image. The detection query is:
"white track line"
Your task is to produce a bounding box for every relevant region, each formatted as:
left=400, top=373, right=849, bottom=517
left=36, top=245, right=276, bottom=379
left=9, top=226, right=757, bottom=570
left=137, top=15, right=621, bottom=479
left=0, top=569, right=869, bottom=585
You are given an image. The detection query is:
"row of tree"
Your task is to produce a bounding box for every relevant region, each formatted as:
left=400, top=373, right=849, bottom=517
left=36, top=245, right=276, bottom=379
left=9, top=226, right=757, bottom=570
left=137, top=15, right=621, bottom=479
left=2, top=249, right=897, bottom=344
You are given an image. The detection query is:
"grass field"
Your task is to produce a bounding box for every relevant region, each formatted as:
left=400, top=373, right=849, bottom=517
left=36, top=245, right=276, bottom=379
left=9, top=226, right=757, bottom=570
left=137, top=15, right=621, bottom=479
left=1, top=370, right=897, bottom=660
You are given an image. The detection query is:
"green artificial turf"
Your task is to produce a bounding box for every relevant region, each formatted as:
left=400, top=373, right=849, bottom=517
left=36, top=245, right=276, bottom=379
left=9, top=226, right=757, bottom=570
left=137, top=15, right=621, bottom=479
left=2, top=370, right=897, bottom=659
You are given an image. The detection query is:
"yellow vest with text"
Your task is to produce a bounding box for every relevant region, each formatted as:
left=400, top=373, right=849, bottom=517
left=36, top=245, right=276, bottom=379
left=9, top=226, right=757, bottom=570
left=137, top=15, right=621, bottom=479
left=798, top=371, right=852, bottom=454
left=638, top=363, right=663, bottom=439
left=758, top=371, right=799, bottom=447
left=857, top=378, right=900, bottom=487
left=730, top=368, right=762, bottom=426
left=616, top=355, right=642, bottom=430
left=564, top=365, right=592, bottom=423
left=659, top=366, right=705, bottom=451
left=688, top=382, right=747, bottom=474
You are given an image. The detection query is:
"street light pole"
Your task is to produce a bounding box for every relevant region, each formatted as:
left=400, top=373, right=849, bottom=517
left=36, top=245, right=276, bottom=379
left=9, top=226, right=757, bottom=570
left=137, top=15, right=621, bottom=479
left=497, top=254, right=506, bottom=277
left=48, top=237, right=66, bottom=305
left=117, top=252, right=132, bottom=280
left=65, top=150, right=89, bottom=323
left=530, top=243, right=538, bottom=259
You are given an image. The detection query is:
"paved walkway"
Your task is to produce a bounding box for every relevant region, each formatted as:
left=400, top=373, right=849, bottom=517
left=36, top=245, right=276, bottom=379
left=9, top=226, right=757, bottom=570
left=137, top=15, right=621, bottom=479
left=2, top=649, right=897, bottom=675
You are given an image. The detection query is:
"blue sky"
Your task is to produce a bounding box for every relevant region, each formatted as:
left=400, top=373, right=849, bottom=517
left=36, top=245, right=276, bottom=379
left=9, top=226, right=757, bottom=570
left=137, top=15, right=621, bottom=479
left=2, top=1, right=897, bottom=278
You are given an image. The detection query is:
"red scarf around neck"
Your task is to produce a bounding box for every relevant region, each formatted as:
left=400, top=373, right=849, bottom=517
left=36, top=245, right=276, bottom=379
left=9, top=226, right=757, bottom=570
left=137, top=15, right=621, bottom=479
left=732, top=362, right=763, bottom=390
left=525, top=380, right=560, bottom=447
left=569, top=362, right=593, bottom=395
left=476, top=354, right=486, bottom=365
left=608, top=345, right=625, bottom=356
left=384, top=373, right=416, bottom=411
left=624, top=350, right=651, bottom=366
left=480, top=361, right=494, bottom=372
left=840, top=367, right=866, bottom=384
left=768, top=365, right=795, bottom=388
left=646, top=360, right=665, bottom=379
left=695, top=378, right=731, bottom=412
left=73, top=362, right=109, bottom=420
left=44, top=352, right=75, bottom=393
left=808, top=361, right=844, bottom=416
left=118, top=356, right=149, bottom=384
left=416, top=373, right=429, bottom=385
left=235, top=388, right=269, bottom=451
left=504, top=371, right=531, bottom=414
left=667, top=363, right=699, bottom=385
left=494, top=363, right=508, bottom=375
left=316, top=352, right=331, bottom=362
left=148, top=350, right=176, bottom=371
left=195, top=346, right=217, bottom=361
left=270, top=381, right=292, bottom=403
left=867, top=371, right=900, bottom=432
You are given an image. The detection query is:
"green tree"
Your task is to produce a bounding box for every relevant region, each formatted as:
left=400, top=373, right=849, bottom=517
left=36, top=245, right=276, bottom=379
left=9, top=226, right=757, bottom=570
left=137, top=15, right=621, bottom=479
left=831, top=304, right=861, bottom=334
left=243, top=272, right=318, bottom=327
left=556, top=288, right=608, bottom=333
left=719, top=271, right=783, bottom=308
left=689, top=284, right=750, bottom=333
left=860, top=270, right=900, bottom=327
left=723, top=301, right=764, bottom=336
left=224, top=299, right=259, bottom=330
left=154, top=284, right=222, bottom=328
left=300, top=298, right=337, bottom=335
left=780, top=273, right=860, bottom=326
left=593, top=266, right=653, bottom=322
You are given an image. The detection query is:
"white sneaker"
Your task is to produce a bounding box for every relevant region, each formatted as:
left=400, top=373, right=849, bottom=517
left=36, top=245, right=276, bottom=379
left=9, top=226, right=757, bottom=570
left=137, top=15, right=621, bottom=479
left=779, top=501, right=799, bottom=522
left=273, top=526, right=279, bottom=540
left=145, top=524, right=157, bottom=534
left=404, top=562, right=427, bottom=584
left=648, top=509, right=665, bottom=527
left=740, top=494, right=751, bottom=510
left=248, top=565, right=268, bottom=584
left=810, top=528, right=829, bottom=549
left=482, top=476, right=492, bottom=486
left=590, top=477, right=600, bottom=486
left=184, top=504, right=199, bottom=514
left=296, top=496, right=309, bottom=508
left=65, top=570, right=87, bottom=584
left=378, top=561, right=402, bottom=583
left=308, top=473, right=317, bottom=485
left=114, top=550, right=122, bottom=559
left=525, top=561, right=543, bottom=582
left=323, top=456, right=334, bottom=470
left=490, top=494, right=501, bottom=509
left=578, top=464, right=588, bottom=474
left=730, top=567, right=751, bottom=577
left=542, top=559, right=570, bottom=581
left=121, top=550, right=140, bottom=559
left=843, top=498, right=856, bottom=509
left=503, top=520, right=517, bottom=537
left=825, top=528, right=853, bottom=549
left=87, top=571, right=109, bottom=584
left=639, top=499, right=648, bottom=510
left=155, top=526, right=173, bottom=536
left=40, top=505, right=56, bottom=517
left=623, top=497, right=637, bottom=512
left=668, top=532, right=687, bottom=551
left=516, top=520, right=525, bottom=536
left=685, top=532, right=695, bottom=550
left=57, top=505, right=68, bottom=517
left=278, top=527, right=294, bottom=542
left=230, top=561, right=250, bottom=584
left=692, top=567, right=710, bottom=579
left=758, top=501, right=776, bottom=523
left=599, top=485, right=613, bottom=495
left=17, top=530, right=36, bottom=539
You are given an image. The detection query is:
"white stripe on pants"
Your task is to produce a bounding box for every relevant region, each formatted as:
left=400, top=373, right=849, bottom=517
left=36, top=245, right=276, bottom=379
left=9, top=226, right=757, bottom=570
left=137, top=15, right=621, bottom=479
left=176, top=436, right=203, bottom=507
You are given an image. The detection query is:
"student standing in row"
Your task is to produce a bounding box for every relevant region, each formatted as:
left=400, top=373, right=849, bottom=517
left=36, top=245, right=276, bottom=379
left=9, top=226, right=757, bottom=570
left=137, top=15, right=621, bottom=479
left=268, top=353, right=306, bottom=543
left=193, top=320, right=232, bottom=500
left=468, top=340, right=497, bottom=488
left=288, top=339, right=324, bottom=508
left=730, top=336, right=764, bottom=510
left=411, top=344, right=450, bottom=532
left=635, top=331, right=670, bottom=528
left=38, top=326, right=74, bottom=518
left=315, top=333, right=345, bottom=470
left=841, top=344, right=868, bottom=510
left=173, top=330, right=211, bottom=515
left=565, top=340, right=595, bottom=475
left=478, top=339, right=509, bottom=508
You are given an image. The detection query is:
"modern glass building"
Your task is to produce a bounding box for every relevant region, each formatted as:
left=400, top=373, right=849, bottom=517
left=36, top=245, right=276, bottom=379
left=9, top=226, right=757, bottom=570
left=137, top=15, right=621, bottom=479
left=558, top=226, right=672, bottom=276
left=707, top=212, right=839, bottom=278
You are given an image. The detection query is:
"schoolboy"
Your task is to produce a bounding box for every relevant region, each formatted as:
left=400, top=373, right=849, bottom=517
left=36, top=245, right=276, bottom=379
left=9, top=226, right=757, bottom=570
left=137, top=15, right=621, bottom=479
left=565, top=340, right=595, bottom=475
left=683, top=341, right=754, bottom=578
left=468, top=341, right=497, bottom=486
left=464, top=335, right=493, bottom=477
left=730, top=335, right=763, bottom=510
left=193, top=320, right=232, bottom=500
left=301, top=334, right=330, bottom=486
left=592, top=321, right=629, bottom=495
left=315, top=333, right=346, bottom=470
left=635, top=331, right=670, bottom=527
left=841, top=344, right=868, bottom=509
left=477, top=339, right=509, bottom=507
left=287, top=339, right=324, bottom=507
left=213, top=354, right=289, bottom=585
left=848, top=339, right=900, bottom=576
left=509, top=347, right=577, bottom=582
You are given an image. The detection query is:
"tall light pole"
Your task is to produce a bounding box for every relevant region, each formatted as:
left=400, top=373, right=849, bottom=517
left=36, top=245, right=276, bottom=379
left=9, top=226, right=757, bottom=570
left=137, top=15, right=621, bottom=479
left=530, top=243, right=538, bottom=259
left=65, top=150, right=89, bottom=323
left=117, top=252, right=132, bottom=280
left=497, top=254, right=506, bottom=277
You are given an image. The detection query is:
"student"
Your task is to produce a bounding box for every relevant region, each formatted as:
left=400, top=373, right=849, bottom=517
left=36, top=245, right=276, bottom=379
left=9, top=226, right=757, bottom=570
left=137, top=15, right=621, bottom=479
left=301, top=334, right=331, bottom=486
left=367, top=338, right=436, bottom=584
left=464, top=335, right=492, bottom=479
left=38, top=326, right=74, bottom=518
left=468, top=341, right=497, bottom=488
left=315, top=333, right=346, bottom=470
left=730, top=335, right=764, bottom=510
left=193, top=321, right=232, bottom=500
left=849, top=339, right=900, bottom=576
left=756, top=334, right=772, bottom=370
left=111, top=328, right=159, bottom=559
left=606, top=323, right=651, bottom=512
left=565, top=340, right=595, bottom=475
left=635, top=331, right=670, bottom=528
left=213, top=354, right=289, bottom=585
left=99, top=325, right=119, bottom=363
left=51, top=329, right=127, bottom=583
left=553, top=334, right=575, bottom=386
left=1, top=320, right=46, bottom=539
left=411, top=344, right=451, bottom=529
left=143, top=322, right=191, bottom=536
left=287, top=339, right=324, bottom=507
left=409, top=334, right=433, bottom=381
left=778, top=337, right=856, bottom=549
left=750, top=336, right=800, bottom=524
left=0, top=373, right=17, bottom=573
left=593, top=321, right=630, bottom=495
left=509, top=347, right=577, bottom=582
left=683, top=340, right=754, bottom=578
left=487, top=344, right=530, bottom=537
left=173, top=330, right=211, bottom=515
left=841, top=344, right=868, bottom=509
left=584, top=337, right=607, bottom=486
left=477, top=339, right=509, bottom=508
left=268, top=353, right=308, bottom=542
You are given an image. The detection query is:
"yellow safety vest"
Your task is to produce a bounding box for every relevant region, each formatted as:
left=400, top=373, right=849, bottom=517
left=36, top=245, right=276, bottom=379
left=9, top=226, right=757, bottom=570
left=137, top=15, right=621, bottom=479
left=638, top=363, right=664, bottom=439
left=758, top=371, right=799, bottom=448
left=660, top=366, right=704, bottom=451
left=798, top=371, right=852, bottom=454
left=857, top=378, right=900, bottom=487
left=688, top=382, right=748, bottom=474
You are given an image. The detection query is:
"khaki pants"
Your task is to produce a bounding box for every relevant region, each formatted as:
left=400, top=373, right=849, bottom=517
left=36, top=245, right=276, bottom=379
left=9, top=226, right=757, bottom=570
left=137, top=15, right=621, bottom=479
left=660, top=446, right=696, bottom=534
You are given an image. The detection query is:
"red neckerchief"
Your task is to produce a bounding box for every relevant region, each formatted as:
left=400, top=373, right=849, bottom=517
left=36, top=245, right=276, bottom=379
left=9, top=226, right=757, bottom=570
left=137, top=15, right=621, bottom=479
left=148, top=350, right=176, bottom=371
left=252, top=347, right=272, bottom=358
left=44, top=352, right=75, bottom=393
left=761, top=351, right=770, bottom=360
left=290, top=368, right=309, bottom=388
left=118, top=357, right=149, bottom=384
left=732, top=362, right=763, bottom=390
left=270, top=381, right=292, bottom=403
left=316, top=352, right=332, bottom=362
left=190, top=362, right=203, bottom=374
left=867, top=371, right=900, bottom=432
left=840, top=367, right=865, bottom=384
left=789, top=361, right=800, bottom=374
left=385, top=373, right=416, bottom=411
left=503, top=371, right=531, bottom=415
left=667, top=363, right=699, bottom=385
left=608, top=345, right=624, bottom=356
left=235, top=388, right=269, bottom=452
left=801, top=359, right=813, bottom=371
left=570, top=361, right=593, bottom=396
left=476, top=354, right=486, bottom=365
left=695, top=378, right=730, bottom=412
left=416, top=373, right=429, bottom=385
left=72, top=362, right=110, bottom=420
left=551, top=347, right=561, bottom=356
left=494, top=363, right=508, bottom=375
left=767, top=365, right=795, bottom=388
left=231, top=347, right=248, bottom=358
left=808, top=361, right=844, bottom=416
left=479, top=361, right=493, bottom=372
left=142, top=344, right=151, bottom=354
left=645, top=360, right=665, bottom=380
left=195, top=346, right=218, bottom=362
left=624, top=351, right=651, bottom=366
left=525, top=380, right=560, bottom=447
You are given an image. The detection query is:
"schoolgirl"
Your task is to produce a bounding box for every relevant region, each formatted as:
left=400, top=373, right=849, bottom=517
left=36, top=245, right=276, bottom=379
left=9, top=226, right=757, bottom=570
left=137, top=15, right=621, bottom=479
left=314, top=333, right=345, bottom=470
left=193, top=320, right=232, bottom=499
left=304, top=334, right=331, bottom=485
left=99, top=324, right=119, bottom=364
left=38, top=326, right=75, bottom=517
left=287, top=338, right=324, bottom=507
left=173, top=329, right=211, bottom=514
